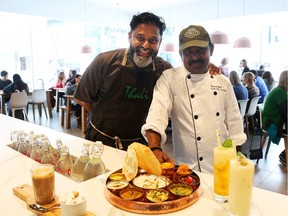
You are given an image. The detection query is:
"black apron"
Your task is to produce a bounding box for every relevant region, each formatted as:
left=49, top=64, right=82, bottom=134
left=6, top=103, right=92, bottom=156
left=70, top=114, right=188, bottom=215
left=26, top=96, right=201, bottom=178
left=86, top=50, right=157, bottom=150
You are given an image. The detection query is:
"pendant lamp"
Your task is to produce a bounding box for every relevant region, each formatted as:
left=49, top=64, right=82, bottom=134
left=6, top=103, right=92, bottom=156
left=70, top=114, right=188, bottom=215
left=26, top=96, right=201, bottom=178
left=81, top=44, right=92, bottom=53
left=233, top=0, right=251, bottom=48
left=163, top=42, right=175, bottom=52
left=233, top=37, right=251, bottom=48
left=163, top=0, right=175, bottom=52
left=211, top=31, right=229, bottom=44
left=81, top=0, right=92, bottom=53
left=211, top=0, right=229, bottom=44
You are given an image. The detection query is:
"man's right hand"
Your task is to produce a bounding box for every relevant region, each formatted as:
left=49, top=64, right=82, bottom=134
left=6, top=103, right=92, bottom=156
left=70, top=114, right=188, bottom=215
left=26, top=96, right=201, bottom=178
left=152, top=149, right=173, bottom=163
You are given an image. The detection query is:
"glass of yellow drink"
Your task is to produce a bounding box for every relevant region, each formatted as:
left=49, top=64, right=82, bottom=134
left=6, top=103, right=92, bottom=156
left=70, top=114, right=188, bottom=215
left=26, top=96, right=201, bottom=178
left=213, top=144, right=236, bottom=203
left=229, top=154, right=255, bottom=216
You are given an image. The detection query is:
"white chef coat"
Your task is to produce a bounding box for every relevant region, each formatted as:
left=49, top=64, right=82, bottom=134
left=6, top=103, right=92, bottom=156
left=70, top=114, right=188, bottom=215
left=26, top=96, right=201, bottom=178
left=141, top=66, right=247, bottom=174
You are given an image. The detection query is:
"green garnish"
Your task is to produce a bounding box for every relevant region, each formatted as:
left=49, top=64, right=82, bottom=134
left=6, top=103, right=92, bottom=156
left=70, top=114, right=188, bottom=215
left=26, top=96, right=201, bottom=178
left=237, top=152, right=248, bottom=166
left=222, top=139, right=233, bottom=148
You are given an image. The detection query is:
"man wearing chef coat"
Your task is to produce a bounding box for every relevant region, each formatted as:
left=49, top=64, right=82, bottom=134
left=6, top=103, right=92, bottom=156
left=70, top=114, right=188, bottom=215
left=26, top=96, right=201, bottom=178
left=141, top=25, right=247, bottom=174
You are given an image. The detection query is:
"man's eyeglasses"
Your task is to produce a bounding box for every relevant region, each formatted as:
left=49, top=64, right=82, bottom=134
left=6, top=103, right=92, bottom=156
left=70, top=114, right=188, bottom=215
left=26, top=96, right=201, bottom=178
left=182, top=47, right=208, bottom=56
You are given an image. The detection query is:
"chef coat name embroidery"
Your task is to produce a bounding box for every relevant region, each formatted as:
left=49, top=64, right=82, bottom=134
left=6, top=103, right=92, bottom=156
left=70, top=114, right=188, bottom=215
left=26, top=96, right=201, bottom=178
left=210, top=85, right=227, bottom=92
left=124, top=85, right=149, bottom=99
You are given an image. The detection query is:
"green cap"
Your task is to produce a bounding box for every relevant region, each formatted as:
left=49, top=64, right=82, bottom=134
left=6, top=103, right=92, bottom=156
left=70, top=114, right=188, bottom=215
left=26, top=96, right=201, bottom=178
left=179, top=25, right=211, bottom=52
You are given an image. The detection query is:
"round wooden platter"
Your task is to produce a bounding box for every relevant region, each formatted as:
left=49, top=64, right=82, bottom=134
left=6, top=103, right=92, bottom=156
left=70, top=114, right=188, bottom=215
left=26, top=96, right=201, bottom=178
left=104, top=170, right=202, bottom=214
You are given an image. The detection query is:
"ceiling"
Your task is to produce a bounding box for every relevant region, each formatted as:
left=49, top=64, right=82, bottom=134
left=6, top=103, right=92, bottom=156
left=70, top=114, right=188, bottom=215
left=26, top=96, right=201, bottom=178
left=88, top=0, right=202, bottom=14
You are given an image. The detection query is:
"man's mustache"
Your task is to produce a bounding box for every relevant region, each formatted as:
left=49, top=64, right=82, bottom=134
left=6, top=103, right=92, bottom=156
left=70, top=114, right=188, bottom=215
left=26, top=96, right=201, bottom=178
left=188, top=59, right=204, bottom=66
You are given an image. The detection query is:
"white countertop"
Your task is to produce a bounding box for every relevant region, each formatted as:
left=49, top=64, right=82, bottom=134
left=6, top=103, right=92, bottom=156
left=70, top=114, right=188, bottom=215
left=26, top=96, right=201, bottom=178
left=0, top=114, right=287, bottom=216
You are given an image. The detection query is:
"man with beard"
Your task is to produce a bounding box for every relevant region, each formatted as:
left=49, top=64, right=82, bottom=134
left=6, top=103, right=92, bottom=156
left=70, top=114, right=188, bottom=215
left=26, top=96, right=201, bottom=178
left=74, top=12, right=172, bottom=150
left=141, top=25, right=246, bottom=174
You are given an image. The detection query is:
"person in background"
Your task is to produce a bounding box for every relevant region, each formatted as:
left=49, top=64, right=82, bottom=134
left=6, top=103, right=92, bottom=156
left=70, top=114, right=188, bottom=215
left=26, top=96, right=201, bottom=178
left=66, top=69, right=77, bottom=84
left=240, top=59, right=250, bottom=75
left=219, top=57, right=229, bottom=77
left=0, top=70, right=12, bottom=90
left=3, top=74, right=29, bottom=119
left=141, top=25, right=246, bottom=174
left=262, top=70, right=287, bottom=170
left=0, top=70, right=13, bottom=108
left=250, top=69, right=268, bottom=103
left=262, top=71, right=275, bottom=92
left=65, top=74, right=82, bottom=128
left=242, top=72, right=260, bottom=113
left=257, top=65, right=265, bottom=77
left=229, top=70, right=248, bottom=100
left=55, top=71, right=66, bottom=88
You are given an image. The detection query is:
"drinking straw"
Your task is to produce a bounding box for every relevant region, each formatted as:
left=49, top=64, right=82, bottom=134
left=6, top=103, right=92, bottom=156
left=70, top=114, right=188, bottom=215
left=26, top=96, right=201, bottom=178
left=216, top=129, right=221, bottom=147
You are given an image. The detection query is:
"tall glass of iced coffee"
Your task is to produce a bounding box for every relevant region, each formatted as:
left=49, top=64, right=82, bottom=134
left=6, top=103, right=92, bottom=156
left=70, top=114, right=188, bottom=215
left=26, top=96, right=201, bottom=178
left=31, top=164, right=55, bottom=205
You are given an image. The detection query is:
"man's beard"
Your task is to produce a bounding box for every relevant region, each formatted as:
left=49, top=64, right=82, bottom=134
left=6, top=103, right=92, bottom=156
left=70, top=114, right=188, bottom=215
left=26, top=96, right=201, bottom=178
left=130, top=46, right=156, bottom=68
left=133, top=53, right=153, bottom=68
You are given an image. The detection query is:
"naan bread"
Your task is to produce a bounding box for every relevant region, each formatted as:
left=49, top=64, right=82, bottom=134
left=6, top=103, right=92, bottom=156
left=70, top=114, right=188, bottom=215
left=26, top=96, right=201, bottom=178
left=122, top=145, right=138, bottom=181
left=130, top=142, right=162, bottom=176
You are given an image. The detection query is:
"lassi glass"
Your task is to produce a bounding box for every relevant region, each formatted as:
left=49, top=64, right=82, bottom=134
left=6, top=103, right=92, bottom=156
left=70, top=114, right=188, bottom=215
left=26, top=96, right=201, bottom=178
left=229, top=154, right=255, bottom=216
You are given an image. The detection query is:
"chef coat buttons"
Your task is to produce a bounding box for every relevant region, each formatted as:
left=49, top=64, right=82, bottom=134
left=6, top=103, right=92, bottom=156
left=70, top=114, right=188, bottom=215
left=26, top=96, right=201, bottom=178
left=214, top=91, right=217, bottom=95
left=216, top=112, right=220, bottom=116
left=199, top=157, right=203, bottom=161
left=190, top=94, right=194, bottom=98
left=197, top=137, right=201, bottom=141
left=194, top=115, right=198, bottom=119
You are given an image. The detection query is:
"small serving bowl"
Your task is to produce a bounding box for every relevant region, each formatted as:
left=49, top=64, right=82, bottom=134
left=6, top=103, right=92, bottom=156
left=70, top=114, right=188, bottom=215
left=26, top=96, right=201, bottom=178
left=106, top=180, right=129, bottom=190
left=169, top=183, right=193, bottom=197
left=59, top=192, right=86, bottom=216
left=109, top=173, right=126, bottom=181
left=161, top=162, right=175, bottom=176
left=146, top=189, right=170, bottom=203
left=119, top=187, right=144, bottom=201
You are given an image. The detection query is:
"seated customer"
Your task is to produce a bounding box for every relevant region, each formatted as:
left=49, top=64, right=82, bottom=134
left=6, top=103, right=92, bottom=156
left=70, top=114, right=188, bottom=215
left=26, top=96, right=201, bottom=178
left=229, top=71, right=248, bottom=100
left=3, top=74, right=29, bottom=120
left=262, top=71, right=275, bottom=92
left=250, top=70, right=268, bottom=103
left=262, top=70, right=287, bottom=169
left=65, top=74, right=82, bottom=128
left=0, top=70, right=12, bottom=90
left=242, top=72, right=260, bottom=112
left=0, top=70, right=12, bottom=109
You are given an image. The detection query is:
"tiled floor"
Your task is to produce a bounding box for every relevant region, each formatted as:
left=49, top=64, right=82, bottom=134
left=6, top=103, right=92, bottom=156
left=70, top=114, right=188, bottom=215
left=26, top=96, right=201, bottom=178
left=24, top=107, right=287, bottom=195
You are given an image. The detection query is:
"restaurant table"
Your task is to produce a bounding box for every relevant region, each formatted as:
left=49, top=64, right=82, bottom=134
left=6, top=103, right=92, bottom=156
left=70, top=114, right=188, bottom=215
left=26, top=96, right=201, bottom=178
left=54, top=87, right=65, bottom=113
left=64, top=94, right=87, bottom=133
left=0, top=114, right=287, bottom=216
left=0, top=90, right=11, bottom=114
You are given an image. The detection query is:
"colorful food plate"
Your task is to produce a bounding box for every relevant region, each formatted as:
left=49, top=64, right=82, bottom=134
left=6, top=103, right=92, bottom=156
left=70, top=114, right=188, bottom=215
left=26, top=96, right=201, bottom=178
left=104, top=168, right=201, bottom=214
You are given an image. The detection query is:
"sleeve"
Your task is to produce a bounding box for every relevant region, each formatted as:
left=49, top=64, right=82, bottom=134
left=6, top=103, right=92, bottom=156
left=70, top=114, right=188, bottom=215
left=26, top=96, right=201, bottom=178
left=141, top=70, right=173, bottom=145
left=224, top=79, right=247, bottom=146
left=73, top=55, right=103, bottom=103
left=3, top=83, right=13, bottom=93
left=65, top=82, right=75, bottom=95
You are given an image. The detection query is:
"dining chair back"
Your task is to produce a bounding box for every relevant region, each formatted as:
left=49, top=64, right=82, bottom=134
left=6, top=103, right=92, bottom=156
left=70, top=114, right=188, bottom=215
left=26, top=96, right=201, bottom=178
left=244, top=96, right=261, bottom=137
left=9, top=91, right=29, bottom=121
left=238, top=99, right=249, bottom=118
left=27, top=89, right=48, bottom=121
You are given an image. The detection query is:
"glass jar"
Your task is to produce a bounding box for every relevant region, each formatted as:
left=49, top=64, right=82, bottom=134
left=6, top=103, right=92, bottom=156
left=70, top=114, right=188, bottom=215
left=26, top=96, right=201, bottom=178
left=71, top=143, right=90, bottom=182
left=83, top=141, right=106, bottom=181
left=55, top=145, right=73, bottom=177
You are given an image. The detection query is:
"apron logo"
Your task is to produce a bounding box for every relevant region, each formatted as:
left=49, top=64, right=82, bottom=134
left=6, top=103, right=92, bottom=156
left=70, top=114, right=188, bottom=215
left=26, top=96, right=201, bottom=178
left=124, top=86, right=149, bottom=99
